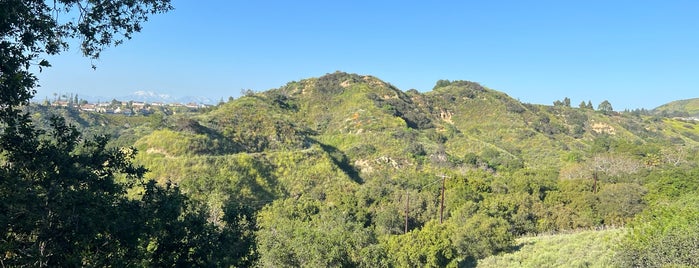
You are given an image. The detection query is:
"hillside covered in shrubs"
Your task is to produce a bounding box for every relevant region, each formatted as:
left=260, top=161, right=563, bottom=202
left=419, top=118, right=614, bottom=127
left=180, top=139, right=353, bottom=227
left=26, top=72, right=699, bottom=266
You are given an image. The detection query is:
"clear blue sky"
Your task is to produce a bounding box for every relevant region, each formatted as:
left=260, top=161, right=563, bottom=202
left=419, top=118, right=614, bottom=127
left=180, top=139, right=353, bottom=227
left=36, top=0, right=699, bottom=110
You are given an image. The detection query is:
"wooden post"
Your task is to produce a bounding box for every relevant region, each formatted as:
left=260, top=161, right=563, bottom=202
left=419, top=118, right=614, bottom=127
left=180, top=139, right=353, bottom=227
left=439, top=174, right=447, bottom=224
left=592, top=171, right=598, bottom=193
left=405, top=190, right=409, bottom=234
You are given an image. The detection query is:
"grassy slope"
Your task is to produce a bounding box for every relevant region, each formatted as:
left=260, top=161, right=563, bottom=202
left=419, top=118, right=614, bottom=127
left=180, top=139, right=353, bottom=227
left=663, top=118, right=699, bottom=143
left=477, top=229, right=624, bottom=268
left=654, top=98, right=699, bottom=116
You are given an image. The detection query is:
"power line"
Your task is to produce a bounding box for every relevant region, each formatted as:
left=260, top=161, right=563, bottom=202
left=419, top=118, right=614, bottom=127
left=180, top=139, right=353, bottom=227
left=403, top=175, right=451, bottom=231
left=414, top=177, right=444, bottom=191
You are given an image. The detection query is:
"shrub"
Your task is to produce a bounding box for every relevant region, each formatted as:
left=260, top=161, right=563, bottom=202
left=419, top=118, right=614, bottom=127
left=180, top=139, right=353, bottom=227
left=615, top=195, right=699, bottom=267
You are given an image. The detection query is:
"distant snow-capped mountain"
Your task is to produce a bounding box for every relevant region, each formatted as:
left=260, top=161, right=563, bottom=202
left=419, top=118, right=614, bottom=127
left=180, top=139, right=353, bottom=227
left=132, top=90, right=171, bottom=99
left=122, top=90, right=174, bottom=103
left=123, top=91, right=215, bottom=104
left=174, top=96, right=216, bottom=105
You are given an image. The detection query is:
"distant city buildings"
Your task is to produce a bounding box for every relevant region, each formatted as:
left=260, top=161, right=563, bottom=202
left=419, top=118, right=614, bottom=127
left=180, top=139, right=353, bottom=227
left=45, top=99, right=212, bottom=115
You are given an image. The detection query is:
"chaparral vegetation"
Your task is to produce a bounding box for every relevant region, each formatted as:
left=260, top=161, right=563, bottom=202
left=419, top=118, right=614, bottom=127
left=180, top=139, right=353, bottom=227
left=2, top=1, right=699, bottom=267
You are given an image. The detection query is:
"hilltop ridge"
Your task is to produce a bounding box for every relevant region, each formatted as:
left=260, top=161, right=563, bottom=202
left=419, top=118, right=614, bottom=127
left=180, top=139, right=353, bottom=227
left=654, top=97, right=699, bottom=118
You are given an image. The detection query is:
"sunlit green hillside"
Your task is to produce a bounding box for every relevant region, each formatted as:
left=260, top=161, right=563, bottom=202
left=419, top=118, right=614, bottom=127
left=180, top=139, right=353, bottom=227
left=654, top=98, right=699, bottom=117
left=29, top=72, right=699, bottom=267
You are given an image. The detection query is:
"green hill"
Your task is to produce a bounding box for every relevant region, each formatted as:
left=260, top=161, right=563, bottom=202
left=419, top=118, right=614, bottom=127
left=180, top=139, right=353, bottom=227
left=31, top=71, right=699, bottom=267
left=654, top=98, right=699, bottom=117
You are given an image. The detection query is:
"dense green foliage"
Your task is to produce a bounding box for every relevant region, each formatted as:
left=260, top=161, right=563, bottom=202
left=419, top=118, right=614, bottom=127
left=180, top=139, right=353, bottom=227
left=615, top=168, right=699, bottom=267
left=616, top=195, right=699, bottom=267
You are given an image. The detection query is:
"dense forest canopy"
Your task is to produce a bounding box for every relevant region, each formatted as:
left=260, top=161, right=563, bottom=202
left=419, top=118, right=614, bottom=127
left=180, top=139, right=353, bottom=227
left=2, top=1, right=699, bottom=266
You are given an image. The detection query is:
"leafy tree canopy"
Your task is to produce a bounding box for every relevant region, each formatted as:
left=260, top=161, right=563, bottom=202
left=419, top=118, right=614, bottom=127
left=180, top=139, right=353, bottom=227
left=598, top=100, right=613, bottom=113
left=0, top=0, right=172, bottom=111
left=1, top=1, right=258, bottom=267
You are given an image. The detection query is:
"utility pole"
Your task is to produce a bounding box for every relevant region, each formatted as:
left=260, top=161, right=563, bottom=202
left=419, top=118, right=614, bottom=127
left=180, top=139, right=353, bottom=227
left=592, top=171, right=598, bottom=193
left=438, top=174, right=448, bottom=224
left=404, top=189, right=409, bottom=234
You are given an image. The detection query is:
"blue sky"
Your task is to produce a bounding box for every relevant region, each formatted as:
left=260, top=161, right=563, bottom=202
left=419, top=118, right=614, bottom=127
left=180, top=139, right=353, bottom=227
left=36, top=0, right=699, bottom=110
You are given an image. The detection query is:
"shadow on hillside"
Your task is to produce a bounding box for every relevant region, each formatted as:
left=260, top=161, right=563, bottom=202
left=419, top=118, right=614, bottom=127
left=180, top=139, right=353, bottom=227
left=310, top=138, right=363, bottom=184
left=459, top=257, right=477, bottom=268
left=507, top=240, right=535, bottom=253
left=174, top=118, right=244, bottom=154
left=459, top=241, right=535, bottom=268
